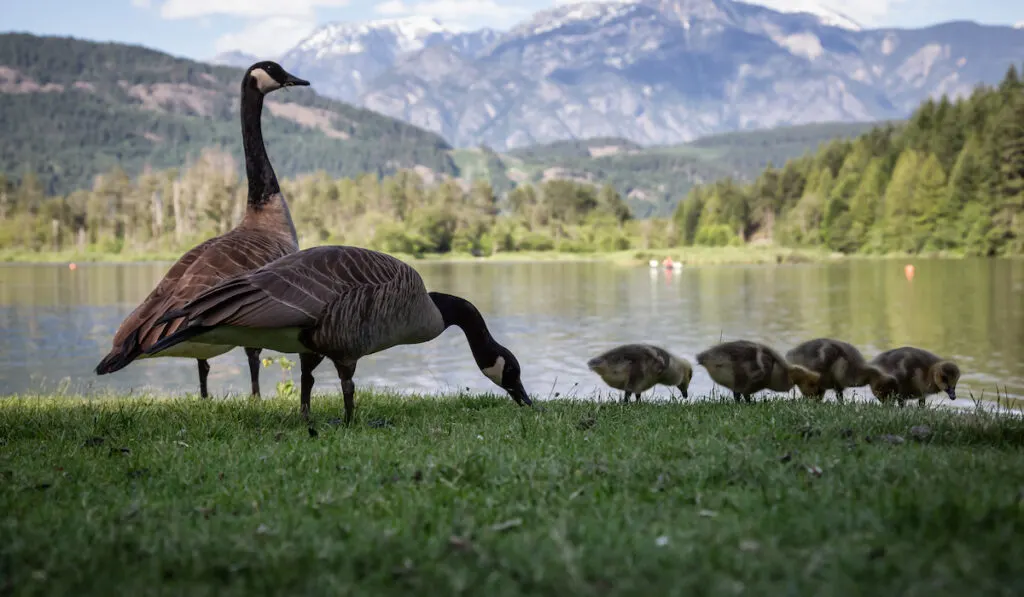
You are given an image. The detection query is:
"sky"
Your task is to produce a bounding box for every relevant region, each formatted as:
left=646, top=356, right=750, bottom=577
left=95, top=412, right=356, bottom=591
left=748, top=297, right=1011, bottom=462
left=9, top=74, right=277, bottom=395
left=2, top=0, right=1022, bottom=61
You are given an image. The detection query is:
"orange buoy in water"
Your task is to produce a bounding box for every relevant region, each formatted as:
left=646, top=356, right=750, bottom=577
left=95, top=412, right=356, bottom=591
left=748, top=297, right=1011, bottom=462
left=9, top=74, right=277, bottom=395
left=68, top=263, right=77, bottom=271
left=904, top=264, right=915, bottom=280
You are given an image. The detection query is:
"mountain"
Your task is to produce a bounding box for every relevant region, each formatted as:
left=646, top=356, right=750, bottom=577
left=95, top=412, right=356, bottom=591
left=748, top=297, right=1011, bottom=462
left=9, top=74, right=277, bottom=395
left=0, top=33, right=456, bottom=194
left=279, top=17, right=500, bottom=104
left=277, top=0, right=1024, bottom=150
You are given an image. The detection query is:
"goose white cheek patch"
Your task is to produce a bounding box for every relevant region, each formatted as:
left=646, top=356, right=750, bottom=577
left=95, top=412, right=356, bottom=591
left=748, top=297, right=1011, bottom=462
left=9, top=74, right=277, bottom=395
left=250, top=68, right=279, bottom=93
left=481, top=356, right=505, bottom=385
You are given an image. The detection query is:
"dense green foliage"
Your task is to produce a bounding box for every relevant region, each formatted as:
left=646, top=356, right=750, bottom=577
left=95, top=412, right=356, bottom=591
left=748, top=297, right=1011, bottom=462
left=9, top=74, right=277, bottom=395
left=0, top=33, right=456, bottom=195
left=0, top=149, right=643, bottom=258
left=675, top=65, right=1024, bottom=256
left=2, top=393, right=1023, bottom=595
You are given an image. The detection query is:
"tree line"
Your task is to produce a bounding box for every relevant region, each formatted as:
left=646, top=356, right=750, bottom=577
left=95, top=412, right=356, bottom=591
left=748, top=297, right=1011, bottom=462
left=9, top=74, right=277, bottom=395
left=0, top=148, right=646, bottom=257
left=674, top=64, right=1024, bottom=256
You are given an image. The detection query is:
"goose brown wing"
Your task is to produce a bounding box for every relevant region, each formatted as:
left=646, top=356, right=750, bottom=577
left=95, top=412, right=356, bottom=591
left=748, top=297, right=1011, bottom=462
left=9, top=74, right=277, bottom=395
left=171, top=245, right=416, bottom=330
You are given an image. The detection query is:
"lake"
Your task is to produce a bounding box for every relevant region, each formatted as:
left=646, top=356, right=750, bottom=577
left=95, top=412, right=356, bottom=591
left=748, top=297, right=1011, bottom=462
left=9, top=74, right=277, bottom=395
left=1, top=258, right=1022, bottom=406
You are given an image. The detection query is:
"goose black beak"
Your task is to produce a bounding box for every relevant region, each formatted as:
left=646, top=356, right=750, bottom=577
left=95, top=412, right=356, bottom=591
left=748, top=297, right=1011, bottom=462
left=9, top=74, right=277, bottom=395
left=506, top=381, right=533, bottom=407
left=283, top=74, right=310, bottom=87
left=945, top=387, right=956, bottom=401
left=678, top=384, right=689, bottom=399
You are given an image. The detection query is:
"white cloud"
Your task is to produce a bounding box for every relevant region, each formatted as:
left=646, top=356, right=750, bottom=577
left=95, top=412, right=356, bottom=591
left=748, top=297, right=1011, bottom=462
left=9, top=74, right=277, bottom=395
left=159, top=0, right=350, bottom=20
left=130, top=0, right=152, bottom=9
left=213, top=16, right=319, bottom=56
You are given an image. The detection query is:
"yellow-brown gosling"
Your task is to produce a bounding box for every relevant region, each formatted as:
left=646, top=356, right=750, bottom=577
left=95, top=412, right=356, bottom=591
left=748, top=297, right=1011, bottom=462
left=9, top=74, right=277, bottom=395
left=696, top=340, right=822, bottom=403
left=868, top=346, right=961, bottom=407
left=785, top=338, right=900, bottom=404
left=587, top=343, right=693, bottom=403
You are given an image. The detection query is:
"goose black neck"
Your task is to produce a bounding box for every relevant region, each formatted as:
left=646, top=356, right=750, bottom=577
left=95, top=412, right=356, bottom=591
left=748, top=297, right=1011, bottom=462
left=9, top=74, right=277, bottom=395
left=429, top=292, right=497, bottom=368
left=241, top=80, right=279, bottom=209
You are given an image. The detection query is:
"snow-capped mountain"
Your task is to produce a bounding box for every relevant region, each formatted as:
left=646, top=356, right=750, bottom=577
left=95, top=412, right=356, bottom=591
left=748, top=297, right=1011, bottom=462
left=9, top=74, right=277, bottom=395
left=209, top=50, right=261, bottom=68
left=279, top=17, right=499, bottom=103
left=264, top=0, right=1024, bottom=149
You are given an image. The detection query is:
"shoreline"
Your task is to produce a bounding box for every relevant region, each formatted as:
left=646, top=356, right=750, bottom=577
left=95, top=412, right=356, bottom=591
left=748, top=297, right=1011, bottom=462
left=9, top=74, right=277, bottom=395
left=0, top=245, right=1000, bottom=268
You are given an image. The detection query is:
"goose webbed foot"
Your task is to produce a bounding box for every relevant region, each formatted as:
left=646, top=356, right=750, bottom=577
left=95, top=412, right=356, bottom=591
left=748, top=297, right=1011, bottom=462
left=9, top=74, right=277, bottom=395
left=245, top=347, right=262, bottom=398
left=197, top=359, right=211, bottom=399
left=299, top=352, right=324, bottom=422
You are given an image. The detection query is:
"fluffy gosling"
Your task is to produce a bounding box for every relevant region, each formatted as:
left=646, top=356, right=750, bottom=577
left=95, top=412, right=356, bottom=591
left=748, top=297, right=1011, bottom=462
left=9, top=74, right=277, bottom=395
left=696, top=339, right=822, bottom=403
left=586, top=343, right=693, bottom=403
left=869, top=346, right=961, bottom=407
left=785, top=338, right=900, bottom=403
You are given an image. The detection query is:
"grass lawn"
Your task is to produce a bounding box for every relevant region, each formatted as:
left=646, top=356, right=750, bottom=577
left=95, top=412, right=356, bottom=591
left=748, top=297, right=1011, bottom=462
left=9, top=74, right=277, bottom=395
left=2, top=393, right=1023, bottom=596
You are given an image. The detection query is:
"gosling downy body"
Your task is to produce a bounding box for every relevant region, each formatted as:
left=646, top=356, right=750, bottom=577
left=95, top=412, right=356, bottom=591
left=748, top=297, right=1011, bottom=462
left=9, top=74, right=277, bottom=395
left=869, top=346, right=960, bottom=406
left=785, top=338, right=899, bottom=403
left=586, top=343, right=693, bottom=403
left=696, top=340, right=822, bottom=402
left=142, top=245, right=532, bottom=423
left=94, top=61, right=308, bottom=398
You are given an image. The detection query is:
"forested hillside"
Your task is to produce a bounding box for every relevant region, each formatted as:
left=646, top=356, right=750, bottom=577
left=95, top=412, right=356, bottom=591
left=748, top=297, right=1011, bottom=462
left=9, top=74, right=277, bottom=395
left=455, top=122, right=880, bottom=217
left=0, top=34, right=456, bottom=195
left=674, top=65, right=1024, bottom=256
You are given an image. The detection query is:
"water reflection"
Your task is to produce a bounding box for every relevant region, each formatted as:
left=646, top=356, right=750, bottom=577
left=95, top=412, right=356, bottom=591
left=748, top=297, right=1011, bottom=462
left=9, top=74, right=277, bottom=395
left=0, top=258, right=1021, bottom=404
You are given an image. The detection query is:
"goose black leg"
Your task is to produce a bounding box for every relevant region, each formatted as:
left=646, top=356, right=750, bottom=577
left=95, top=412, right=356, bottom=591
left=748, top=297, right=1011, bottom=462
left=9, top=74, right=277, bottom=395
left=733, top=391, right=742, bottom=403
left=836, top=389, right=845, bottom=404
left=245, top=347, right=262, bottom=398
left=332, top=359, right=357, bottom=425
left=197, top=359, right=210, bottom=399
left=299, top=352, right=324, bottom=421
left=622, top=391, right=630, bottom=403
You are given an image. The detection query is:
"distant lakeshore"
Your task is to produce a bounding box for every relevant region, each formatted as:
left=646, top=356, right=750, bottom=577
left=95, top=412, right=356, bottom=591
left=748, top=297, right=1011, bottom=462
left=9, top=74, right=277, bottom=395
left=1, top=245, right=1005, bottom=268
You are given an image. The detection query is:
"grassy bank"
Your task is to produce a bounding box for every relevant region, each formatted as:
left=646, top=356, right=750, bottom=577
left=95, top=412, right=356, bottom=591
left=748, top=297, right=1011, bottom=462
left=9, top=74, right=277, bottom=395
left=0, top=245, right=840, bottom=267
left=2, top=393, right=1023, bottom=596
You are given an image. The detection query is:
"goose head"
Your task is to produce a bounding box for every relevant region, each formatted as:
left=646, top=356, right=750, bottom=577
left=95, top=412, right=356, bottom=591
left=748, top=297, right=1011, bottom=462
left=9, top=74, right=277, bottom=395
left=480, top=344, right=532, bottom=407
left=931, top=360, right=960, bottom=400
left=246, top=61, right=309, bottom=95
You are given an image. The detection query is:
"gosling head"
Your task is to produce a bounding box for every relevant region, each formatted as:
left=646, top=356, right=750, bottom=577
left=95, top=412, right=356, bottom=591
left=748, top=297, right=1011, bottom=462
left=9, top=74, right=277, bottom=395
left=789, top=365, right=822, bottom=397
left=480, top=343, right=532, bottom=407
left=931, top=360, right=960, bottom=401
left=246, top=61, right=309, bottom=95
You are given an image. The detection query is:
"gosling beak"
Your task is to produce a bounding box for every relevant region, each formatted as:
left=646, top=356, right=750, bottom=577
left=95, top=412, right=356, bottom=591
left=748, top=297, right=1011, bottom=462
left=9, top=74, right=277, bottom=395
left=282, top=73, right=310, bottom=87
left=945, top=387, right=956, bottom=401
left=678, top=385, right=689, bottom=399
left=506, top=381, right=533, bottom=407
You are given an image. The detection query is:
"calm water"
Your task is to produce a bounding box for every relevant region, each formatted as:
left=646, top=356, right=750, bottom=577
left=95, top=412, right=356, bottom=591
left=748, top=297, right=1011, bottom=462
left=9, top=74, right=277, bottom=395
left=1, top=259, right=1022, bottom=405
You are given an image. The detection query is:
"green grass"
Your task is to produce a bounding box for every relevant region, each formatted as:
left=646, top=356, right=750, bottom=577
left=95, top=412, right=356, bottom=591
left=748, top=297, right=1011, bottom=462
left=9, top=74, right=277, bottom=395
left=2, top=392, right=1024, bottom=596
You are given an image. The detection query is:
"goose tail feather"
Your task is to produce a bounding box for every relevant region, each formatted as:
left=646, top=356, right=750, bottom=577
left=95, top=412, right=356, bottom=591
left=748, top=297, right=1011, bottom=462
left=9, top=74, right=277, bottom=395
left=143, top=325, right=212, bottom=357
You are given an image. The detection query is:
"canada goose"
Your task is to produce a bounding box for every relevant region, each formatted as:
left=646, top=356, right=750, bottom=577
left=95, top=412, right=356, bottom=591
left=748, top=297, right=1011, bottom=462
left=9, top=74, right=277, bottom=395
left=94, top=61, right=309, bottom=398
left=586, top=343, right=692, bottom=403
left=785, top=338, right=900, bottom=403
left=141, top=245, right=532, bottom=423
left=696, top=340, right=821, bottom=402
left=869, top=346, right=961, bottom=407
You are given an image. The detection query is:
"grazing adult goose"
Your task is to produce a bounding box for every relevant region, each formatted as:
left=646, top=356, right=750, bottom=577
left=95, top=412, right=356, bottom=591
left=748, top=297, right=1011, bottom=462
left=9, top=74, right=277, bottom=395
left=94, top=61, right=309, bottom=398
left=696, top=340, right=822, bottom=403
left=587, top=343, right=692, bottom=403
left=785, top=338, right=900, bottom=403
left=869, top=346, right=961, bottom=407
left=142, top=245, right=533, bottom=423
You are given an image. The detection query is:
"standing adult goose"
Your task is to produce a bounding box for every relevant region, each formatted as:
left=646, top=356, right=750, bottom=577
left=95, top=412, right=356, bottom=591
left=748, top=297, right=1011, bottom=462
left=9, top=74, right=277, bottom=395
left=142, top=245, right=533, bottom=423
left=94, top=61, right=309, bottom=398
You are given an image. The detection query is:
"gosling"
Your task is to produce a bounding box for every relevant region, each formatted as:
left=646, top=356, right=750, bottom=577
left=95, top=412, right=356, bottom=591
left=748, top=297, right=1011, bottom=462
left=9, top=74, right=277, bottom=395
left=586, top=344, right=693, bottom=403
left=785, top=338, right=900, bottom=404
left=696, top=339, right=821, bottom=403
left=869, top=346, right=961, bottom=407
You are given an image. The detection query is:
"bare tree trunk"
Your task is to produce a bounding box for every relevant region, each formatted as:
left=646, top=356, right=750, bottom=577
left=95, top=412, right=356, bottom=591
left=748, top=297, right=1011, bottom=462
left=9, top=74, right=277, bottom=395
left=77, top=227, right=86, bottom=252
left=151, top=191, right=164, bottom=241
left=172, top=180, right=184, bottom=245
left=51, top=219, right=60, bottom=251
